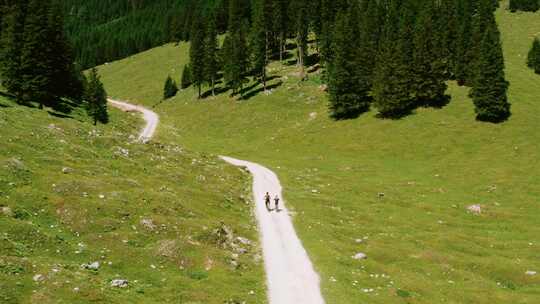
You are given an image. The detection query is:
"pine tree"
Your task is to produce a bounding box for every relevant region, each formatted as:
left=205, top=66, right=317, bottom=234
left=163, top=75, right=178, bottom=99
left=204, top=11, right=219, bottom=96
left=412, top=0, right=448, bottom=107
left=0, top=2, right=26, bottom=102
left=250, top=0, right=269, bottom=91
left=46, top=1, right=84, bottom=103
left=372, top=0, right=415, bottom=118
left=189, top=13, right=206, bottom=98
left=327, top=6, right=370, bottom=120
left=527, top=37, right=540, bottom=73
left=19, top=0, right=52, bottom=108
left=272, top=0, right=287, bottom=62
left=289, top=0, right=309, bottom=80
left=470, top=20, right=511, bottom=122
left=359, top=0, right=383, bottom=89
left=466, top=0, right=495, bottom=85
left=454, top=0, right=474, bottom=86
left=85, top=68, right=109, bottom=125
left=181, top=64, right=192, bottom=89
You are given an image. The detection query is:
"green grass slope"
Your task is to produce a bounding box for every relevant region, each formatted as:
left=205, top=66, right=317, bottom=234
left=0, top=97, right=265, bottom=303
left=99, top=4, right=540, bottom=304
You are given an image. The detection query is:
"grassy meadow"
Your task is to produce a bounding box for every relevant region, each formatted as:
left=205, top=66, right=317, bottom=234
left=98, top=3, right=540, bottom=304
left=0, top=96, right=266, bottom=303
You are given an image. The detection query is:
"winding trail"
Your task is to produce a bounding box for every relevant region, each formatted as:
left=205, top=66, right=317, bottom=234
left=109, top=99, right=325, bottom=304
left=108, top=99, right=158, bottom=143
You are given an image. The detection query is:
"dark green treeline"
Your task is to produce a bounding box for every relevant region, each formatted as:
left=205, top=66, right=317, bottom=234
left=0, top=0, right=109, bottom=123
left=182, top=0, right=510, bottom=122
left=0, top=0, right=84, bottom=109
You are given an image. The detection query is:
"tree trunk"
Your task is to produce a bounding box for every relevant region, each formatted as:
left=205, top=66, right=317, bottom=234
left=298, top=36, right=305, bottom=81
left=198, top=84, right=201, bottom=99
left=279, top=33, right=283, bottom=63
left=211, top=78, right=215, bottom=97
left=264, top=31, right=268, bottom=92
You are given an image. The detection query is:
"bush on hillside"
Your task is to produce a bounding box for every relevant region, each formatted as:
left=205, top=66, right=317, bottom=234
left=527, top=37, right=540, bottom=74
left=163, top=75, right=179, bottom=99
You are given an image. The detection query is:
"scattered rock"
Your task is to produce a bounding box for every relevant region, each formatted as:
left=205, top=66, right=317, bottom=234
left=309, top=112, right=318, bottom=120
left=62, top=167, right=73, bottom=174
left=99, top=194, right=105, bottom=199
left=355, top=239, right=363, bottom=244
left=467, top=204, right=482, bottom=215
left=236, top=237, right=253, bottom=246
left=33, top=274, right=45, bottom=282
left=140, top=218, right=157, bottom=231
left=319, top=84, right=328, bottom=92
left=110, top=279, right=129, bottom=288
left=378, top=192, right=385, bottom=198
left=353, top=252, right=367, bottom=260
left=525, top=270, right=537, bottom=276
left=6, top=158, right=27, bottom=171
left=1, top=206, right=13, bottom=217
left=156, top=240, right=178, bottom=257
left=82, top=262, right=100, bottom=271
left=205, top=258, right=214, bottom=271
left=213, top=222, right=234, bottom=247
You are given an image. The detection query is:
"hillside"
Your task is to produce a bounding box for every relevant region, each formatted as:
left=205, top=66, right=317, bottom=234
left=0, top=96, right=266, bottom=303
left=62, top=0, right=223, bottom=69
left=98, top=4, right=540, bottom=304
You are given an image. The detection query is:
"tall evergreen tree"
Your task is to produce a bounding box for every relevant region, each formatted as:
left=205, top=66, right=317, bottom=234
left=289, top=0, right=309, bottom=80
left=0, top=2, right=26, bottom=102
left=46, top=1, right=84, bottom=103
left=272, top=0, right=288, bottom=62
left=251, top=0, right=269, bottom=91
left=372, top=0, right=415, bottom=118
left=359, top=0, right=383, bottom=89
left=470, top=20, right=511, bottom=122
left=204, top=11, right=219, bottom=96
left=454, top=0, right=474, bottom=85
left=327, top=6, right=370, bottom=119
left=20, top=0, right=52, bottom=108
left=412, top=0, right=448, bottom=107
left=85, top=68, right=109, bottom=125
left=466, top=0, right=494, bottom=85
left=189, top=13, right=206, bottom=98
left=224, top=0, right=250, bottom=98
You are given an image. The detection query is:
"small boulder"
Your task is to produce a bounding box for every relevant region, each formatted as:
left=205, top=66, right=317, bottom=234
left=33, top=274, right=45, bottom=282
left=236, top=237, right=252, bottom=246
left=467, top=204, right=482, bottom=215
left=1, top=206, right=13, bottom=217
left=82, top=261, right=100, bottom=271
left=140, top=218, right=157, bottom=231
left=525, top=270, right=537, bottom=276
left=110, top=279, right=129, bottom=288
left=353, top=252, right=367, bottom=260
left=62, top=167, right=73, bottom=174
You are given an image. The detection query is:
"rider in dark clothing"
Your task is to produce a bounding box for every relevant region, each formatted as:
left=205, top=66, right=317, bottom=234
left=264, top=192, right=271, bottom=210
left=274, top=195, right=280, bottom=210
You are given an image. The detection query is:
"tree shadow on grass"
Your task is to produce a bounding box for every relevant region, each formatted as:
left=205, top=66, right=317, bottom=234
left=201, top=86, right=229, bottom=99
left=47, top=111, right=73, bottom=119
left=241, top=80, right=283, bottom=101
left=374, top=95, right=452, bottom=120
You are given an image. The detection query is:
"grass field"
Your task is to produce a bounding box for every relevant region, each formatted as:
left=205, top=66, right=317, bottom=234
left=98, top=3, right=540, bottom=303
left=0, top=97, right=266, bottom=303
